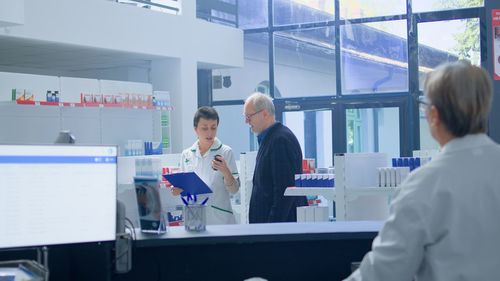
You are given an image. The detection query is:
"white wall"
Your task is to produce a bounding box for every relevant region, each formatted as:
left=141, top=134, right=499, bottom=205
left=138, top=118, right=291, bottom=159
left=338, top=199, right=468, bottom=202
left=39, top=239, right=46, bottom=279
left=0, top=0, right=244, bottom=151
left=213, top=58, right=269, bottom=101
left=0, top=0, right=24, bottom=27
left=150, top=58, right=198, bottom=152
left=213, top=39, right=270, bottom=101
left=70, top=66, right=150, bottom=83
left=0, top=0, right=243, bottom=67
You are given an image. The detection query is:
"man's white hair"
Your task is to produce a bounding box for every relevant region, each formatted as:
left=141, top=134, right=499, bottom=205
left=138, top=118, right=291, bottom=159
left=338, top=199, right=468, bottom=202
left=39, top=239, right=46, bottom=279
left=245, top=92, right=275, bottom=117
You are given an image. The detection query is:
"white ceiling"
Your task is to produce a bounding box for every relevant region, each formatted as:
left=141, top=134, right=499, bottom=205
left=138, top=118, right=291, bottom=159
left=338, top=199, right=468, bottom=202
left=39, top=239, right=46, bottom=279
left=0, top=36, right=164, bottom=73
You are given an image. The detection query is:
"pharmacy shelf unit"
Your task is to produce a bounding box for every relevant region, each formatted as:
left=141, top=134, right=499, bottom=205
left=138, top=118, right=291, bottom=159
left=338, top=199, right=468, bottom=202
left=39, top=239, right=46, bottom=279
left=1, top=72, right=173, bottom=153
left=285, top=153, right=401, bottom=221
left=235, top=151, right=258, bottom=224
left=0, top=101, right=171, bottom=152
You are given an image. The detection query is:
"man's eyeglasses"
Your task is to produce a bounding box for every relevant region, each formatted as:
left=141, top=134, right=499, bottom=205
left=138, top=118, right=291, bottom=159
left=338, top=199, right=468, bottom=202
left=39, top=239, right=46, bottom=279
left=244, top=109, right=263, bottom=121
left=417, top=95, right=431, bottom=115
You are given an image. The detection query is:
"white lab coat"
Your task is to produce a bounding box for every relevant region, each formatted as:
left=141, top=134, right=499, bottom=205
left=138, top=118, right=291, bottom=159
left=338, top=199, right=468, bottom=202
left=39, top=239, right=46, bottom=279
left=346, top=134, right=500, bottom=281
left=180, top=138, right=239, bottom=225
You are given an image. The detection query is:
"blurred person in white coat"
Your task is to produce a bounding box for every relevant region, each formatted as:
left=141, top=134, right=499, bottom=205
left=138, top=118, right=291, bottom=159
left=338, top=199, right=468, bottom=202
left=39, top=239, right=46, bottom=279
left=171, top=106, right=240, bottom=225
left=345, top=60, right=500, bottom=281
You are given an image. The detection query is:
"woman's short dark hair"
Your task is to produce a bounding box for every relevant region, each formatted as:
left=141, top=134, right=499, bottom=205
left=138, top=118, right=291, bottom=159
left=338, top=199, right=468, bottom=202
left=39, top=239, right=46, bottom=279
left=193, top=106, right=219, bottom=127
left=424, top=60, right=492, bottom=137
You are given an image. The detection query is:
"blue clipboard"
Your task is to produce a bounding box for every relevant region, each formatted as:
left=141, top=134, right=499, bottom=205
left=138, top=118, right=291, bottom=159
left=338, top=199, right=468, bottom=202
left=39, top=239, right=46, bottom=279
left=163, top=172, right=213, bottom=196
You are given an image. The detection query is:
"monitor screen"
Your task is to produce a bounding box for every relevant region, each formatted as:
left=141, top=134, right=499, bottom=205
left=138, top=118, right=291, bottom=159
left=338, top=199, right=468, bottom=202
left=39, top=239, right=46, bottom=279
left=0, top=145, right=117, bottom=249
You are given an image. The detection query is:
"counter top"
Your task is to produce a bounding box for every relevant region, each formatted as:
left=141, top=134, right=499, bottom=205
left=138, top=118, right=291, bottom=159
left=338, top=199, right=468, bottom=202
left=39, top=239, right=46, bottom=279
left=133, top=220, right=383, bottom=247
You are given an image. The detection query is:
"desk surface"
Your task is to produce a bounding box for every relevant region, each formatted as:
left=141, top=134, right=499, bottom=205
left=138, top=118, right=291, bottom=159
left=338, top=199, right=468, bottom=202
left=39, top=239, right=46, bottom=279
left=133, top=220, right=383, bottom=247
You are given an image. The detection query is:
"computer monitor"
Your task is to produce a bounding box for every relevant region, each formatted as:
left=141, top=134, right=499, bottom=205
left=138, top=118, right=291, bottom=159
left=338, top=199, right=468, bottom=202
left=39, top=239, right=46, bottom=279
left=0, top=144, right=117, bottom=249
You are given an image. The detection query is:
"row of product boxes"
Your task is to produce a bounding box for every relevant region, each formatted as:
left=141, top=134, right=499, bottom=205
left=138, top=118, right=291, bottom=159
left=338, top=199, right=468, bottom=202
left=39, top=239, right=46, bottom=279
left=377, top=166, right=410, bottom=187
left=294, top=174, right=335, bottom=188
left=10, top=88, right=171, bottom=107
left=81, top=93, right=170, bottom=107
left=297, top=206, right=329, bottom=222
left=391, top=157, right=430, bottom=171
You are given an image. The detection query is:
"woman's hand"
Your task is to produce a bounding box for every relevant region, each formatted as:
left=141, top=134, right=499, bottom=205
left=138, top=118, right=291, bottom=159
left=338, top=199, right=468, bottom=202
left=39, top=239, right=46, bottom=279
left=212, top=155, right=230, bottom=174
left=212, top=155, right=239, bottom=193
left=165, top=180, right=183, bottom=196
left=171, top=187, right=184, bottom=196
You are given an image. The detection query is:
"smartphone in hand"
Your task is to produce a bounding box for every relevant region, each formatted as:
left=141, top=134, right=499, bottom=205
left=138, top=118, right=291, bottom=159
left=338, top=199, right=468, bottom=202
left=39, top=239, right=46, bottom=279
left=212, top=154, right=222, bottom=170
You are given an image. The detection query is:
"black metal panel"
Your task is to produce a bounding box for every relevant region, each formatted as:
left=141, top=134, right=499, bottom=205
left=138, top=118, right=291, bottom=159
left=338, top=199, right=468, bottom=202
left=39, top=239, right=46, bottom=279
left=332, top=103, right=346, bottom=157
left=485, top=0, right=500, bottom=142
left=197, top=69, right=212, bottom=107
left=406, top=0, right=420, bottom=155
left=268, top=0, right=276, bottom=99
left=416, top=7, right=482, bottom=23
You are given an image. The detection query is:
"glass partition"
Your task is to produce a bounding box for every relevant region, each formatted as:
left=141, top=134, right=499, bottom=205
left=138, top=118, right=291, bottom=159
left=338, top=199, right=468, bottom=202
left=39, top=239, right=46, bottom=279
left=341, top=20, right=408, bottom=94
left=213, top=104, right=255, bottom=160
left=274, top=0, right=334, bottom=26
left=413, top=0, right=483, bottom=13
left=274, top=27, right=336, bottom=97
left=339, top=0, right=406, bottom=19
left=239, top=0, right=268, bottom=29
left=346, top=107, right=400, bottom=159
left=282, top=110, right=333, bottom=169
left=418, top=18, right=480, bottom=89
left=418, top=105, right=440, bottom=150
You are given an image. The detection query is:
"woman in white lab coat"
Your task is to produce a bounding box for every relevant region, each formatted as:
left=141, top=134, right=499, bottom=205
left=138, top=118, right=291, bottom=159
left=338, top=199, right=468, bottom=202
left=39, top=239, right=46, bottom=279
left=172, top=106, right=240, bottom=225
left=346, top=61, right=500, bottom=280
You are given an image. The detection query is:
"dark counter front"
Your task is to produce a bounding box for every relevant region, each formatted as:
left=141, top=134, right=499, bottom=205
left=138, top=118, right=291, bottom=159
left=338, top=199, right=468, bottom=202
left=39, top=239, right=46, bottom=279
left=0, top=242, right=113, bottom=281
left=114, top=221, right=381, bottom=281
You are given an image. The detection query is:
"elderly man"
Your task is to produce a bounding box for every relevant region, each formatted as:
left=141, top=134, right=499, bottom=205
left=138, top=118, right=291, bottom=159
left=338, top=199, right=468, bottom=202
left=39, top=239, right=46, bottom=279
left=244, top=92, right=307, bottom=223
